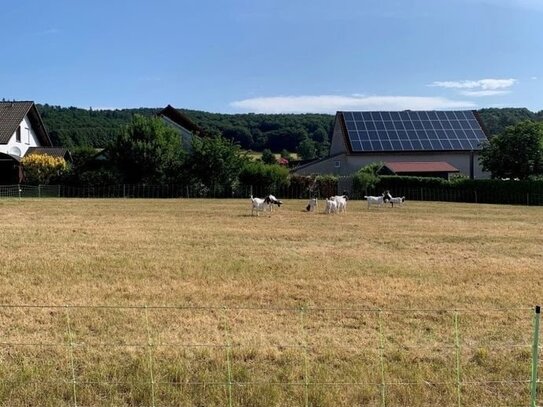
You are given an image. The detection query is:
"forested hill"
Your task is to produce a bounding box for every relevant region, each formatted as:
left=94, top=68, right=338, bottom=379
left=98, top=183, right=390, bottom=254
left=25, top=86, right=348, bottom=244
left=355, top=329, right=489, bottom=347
left=37, top=104, right=334, bottom=156
left=37, top=104, right=543, bottom=153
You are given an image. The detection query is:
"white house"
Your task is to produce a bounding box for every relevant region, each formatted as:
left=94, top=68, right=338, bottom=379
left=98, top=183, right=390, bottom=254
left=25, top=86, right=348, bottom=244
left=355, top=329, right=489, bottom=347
left=0, top=101, right=67, bottom=184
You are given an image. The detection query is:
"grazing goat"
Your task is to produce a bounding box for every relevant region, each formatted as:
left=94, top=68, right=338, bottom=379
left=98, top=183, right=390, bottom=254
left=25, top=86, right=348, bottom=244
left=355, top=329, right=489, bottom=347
left=330, top=195, right=348, bottom=213
left=306, top=197, right=318, bottom=212
left=364, top=193, right=385, bottom=209
left=250, top=195, right=267, bottom=216
left=264, top=194, right=283, bottom=211
left=384, top=191, right=405, bottom=207
left=325, top=198, right=338, bottom=214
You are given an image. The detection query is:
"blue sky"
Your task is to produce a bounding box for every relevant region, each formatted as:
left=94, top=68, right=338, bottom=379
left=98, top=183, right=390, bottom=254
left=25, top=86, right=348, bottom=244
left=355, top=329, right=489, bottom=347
left=1, top=0, right=542, bottom=113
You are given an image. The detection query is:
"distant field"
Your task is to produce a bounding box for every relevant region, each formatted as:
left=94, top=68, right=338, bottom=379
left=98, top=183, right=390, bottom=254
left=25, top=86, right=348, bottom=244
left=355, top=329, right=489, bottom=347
left=0, top=198, right=541, bottom=406
left=247, top=150, right=299, bottom=161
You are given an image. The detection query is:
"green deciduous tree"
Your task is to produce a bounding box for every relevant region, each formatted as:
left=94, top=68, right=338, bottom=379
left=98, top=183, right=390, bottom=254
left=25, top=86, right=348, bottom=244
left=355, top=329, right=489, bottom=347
left=261, top=149, right=276, bottom=164
left=480, top=120, right=543, bottom=179
left=109, top=115, right=185, bottom=184
left=353, top=162, right=382, bottom=195
left=239, top=161, right=289, bottom=190
left=185, top=135, right=247, bottom=194
left=297, top=138, right=317, bottom=160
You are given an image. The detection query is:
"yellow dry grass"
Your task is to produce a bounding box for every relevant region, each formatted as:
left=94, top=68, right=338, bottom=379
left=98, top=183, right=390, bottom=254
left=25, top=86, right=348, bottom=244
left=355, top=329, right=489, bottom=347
left=0, top=198, right=541, bottom=406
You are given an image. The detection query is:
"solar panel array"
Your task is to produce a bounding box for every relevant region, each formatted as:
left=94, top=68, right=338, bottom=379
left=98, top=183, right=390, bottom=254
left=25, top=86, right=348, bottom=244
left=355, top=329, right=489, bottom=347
left=342, top=110, right=487, bottom=152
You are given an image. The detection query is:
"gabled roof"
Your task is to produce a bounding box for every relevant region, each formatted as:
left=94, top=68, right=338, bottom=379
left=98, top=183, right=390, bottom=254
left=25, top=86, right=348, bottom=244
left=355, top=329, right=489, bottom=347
left=382, top=161, right=459, bottom=174
left=339, top=110, right=488, bottom=154
left=0, top=101, right=52, bottom=146
left=26, top=147, right=71, bottom=161
left=158, top=105, right=201, bottom=134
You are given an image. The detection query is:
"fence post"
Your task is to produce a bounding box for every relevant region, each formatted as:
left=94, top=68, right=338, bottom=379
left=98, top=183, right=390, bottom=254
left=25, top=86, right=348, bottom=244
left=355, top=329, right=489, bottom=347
left=474, top=190, right=478, bottom=204
left=65, top=306, right=78, bottom=407
left=531, top=305, right=541, bottom=407
left=300, top=306, right=310, bottom=407
left=222, top=306, right=233, bottom=407
left=143, top=306, right=156, bottom=407
left=378, top=310, right=386, bottom=407
left=38, top=185, right=41, bottom=198
left=453, top=312, right=462, bottom=407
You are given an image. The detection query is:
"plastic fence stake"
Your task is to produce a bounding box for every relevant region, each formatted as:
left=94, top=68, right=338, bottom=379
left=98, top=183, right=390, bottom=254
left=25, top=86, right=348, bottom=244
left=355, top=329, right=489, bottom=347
left=65, top=306, right=78, bottom=407
left=222, top=307, right=233, bottom=407
left=300, top=307, right=310, bottom=407
left=144, top=306, right=156, bottom=407
left=531, top=305, right=541, bottom=407
left=454, top=312, right=462, bottom=407
left=378, top=310, right=386, bottom=407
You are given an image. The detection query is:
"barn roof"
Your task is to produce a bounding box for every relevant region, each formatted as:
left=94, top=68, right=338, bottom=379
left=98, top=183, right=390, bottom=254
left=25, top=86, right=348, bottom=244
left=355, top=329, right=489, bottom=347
left=382, top=161, right=459, bottom=174
left=158, top=105, right=201, bottom=134
left=339, top=110, right=489, bottom=154
left=0, top=101, right=52, bottom=146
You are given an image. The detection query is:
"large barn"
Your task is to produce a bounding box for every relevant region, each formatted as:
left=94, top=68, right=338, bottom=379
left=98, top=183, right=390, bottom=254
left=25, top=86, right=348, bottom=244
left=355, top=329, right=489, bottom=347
left=294, top=110, right=490, bottom=179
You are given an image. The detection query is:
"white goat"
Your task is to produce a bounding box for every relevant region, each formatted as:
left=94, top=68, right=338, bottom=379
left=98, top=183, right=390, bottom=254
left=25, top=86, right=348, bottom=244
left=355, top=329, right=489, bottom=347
left=364, top=193, right=385, bottom=209
left=325, top=198, right=338, bottom=214
left=388, top=196, right=405, bottom=207
left=306, top=197, right=318, bottom=212
left=330, top=195, right=348, bottom=213
left=250, top=195, right=267, bottom=216
left=384, top=191, right=406, bottom=207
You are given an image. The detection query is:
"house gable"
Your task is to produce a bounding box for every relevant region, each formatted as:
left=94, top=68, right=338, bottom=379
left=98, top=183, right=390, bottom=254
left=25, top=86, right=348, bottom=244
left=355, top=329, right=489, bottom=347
left=0, top=101, right=52, bottom=158
left=158, top=104, right=202, bottom=150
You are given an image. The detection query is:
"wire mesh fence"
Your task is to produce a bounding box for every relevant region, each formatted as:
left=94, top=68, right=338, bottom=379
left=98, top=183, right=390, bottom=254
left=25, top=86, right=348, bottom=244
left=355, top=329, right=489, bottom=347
left=0, top=304, right=540, bottom=406
left=1, top=183, right=543, bottom=205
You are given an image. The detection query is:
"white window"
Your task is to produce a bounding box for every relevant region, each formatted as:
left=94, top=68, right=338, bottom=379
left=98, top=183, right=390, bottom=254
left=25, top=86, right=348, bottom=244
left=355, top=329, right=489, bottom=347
left=16, top=126, right=21, bottom=143
left=25, top=127, right=30, bottom=145
left=334, top=160, right=341, bottom=168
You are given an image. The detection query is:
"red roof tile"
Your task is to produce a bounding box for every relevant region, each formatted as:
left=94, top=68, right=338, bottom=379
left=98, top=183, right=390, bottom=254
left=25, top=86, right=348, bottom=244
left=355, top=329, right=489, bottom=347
left=384, top=161, right=459, bottom=173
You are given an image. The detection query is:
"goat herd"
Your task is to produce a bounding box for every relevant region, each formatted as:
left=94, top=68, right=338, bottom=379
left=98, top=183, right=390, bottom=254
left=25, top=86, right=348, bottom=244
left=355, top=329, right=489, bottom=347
left=250, top=191, right=405, bottom=216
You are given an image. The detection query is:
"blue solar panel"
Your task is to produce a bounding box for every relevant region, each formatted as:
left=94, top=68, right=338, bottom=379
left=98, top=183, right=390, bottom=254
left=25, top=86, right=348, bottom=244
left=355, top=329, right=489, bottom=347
left=342, top=110, right=488, bottom=152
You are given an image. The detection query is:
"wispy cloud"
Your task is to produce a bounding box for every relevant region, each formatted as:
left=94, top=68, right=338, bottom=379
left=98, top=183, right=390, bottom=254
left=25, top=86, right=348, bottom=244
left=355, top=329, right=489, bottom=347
left=459, top=90, right=511, bottom=97
left=429, top=78, right=517, bottom=90
left=230, top=95, right=476, bottom=114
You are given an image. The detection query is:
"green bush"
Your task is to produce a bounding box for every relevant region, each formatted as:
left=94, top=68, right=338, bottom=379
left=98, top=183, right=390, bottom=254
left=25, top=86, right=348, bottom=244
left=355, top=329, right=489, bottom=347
left=239, top=161, right=289, bottom=191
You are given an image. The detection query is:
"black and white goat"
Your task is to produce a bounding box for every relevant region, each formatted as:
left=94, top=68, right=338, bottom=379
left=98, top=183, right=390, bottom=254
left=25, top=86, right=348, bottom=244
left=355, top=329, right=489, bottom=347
left=306, top=197, right=318, bottom=212
left=264, top=194, right=283, bottom=211
left=384, top=191, right=406, bottom=207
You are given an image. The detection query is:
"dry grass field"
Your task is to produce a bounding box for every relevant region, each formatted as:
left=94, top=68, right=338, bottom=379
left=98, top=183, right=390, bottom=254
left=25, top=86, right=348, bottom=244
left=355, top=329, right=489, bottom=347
left=0, top=198, right=542, bottom=406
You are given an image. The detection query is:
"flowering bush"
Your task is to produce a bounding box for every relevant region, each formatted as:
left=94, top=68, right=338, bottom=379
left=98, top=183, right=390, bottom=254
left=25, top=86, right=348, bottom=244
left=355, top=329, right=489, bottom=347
left=21, top=153, right=68, bottom=185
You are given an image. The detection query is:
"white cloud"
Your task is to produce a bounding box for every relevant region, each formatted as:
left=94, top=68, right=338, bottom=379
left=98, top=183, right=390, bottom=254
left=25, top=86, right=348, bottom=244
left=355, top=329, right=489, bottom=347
left=230, top=95, right=476, bottom=114
left=460, top=90, right=511, bottom=97
left=430, top=78, right=517, bottom=90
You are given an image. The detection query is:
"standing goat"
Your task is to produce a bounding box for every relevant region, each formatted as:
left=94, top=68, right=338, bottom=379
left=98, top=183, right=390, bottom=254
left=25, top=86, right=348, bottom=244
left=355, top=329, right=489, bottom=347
left=264, top=194, right=283, bottom=211
left=325, top=198, right=338, bottom=214
left=364, top=193, right=385, bottom=209
left=384, top=191, right=406, bottom=207
left=250, top=195, right=267, bottom=216
left=329, top=195, right=348, bottom=213
left=306, top=197, right=318, bottom=212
